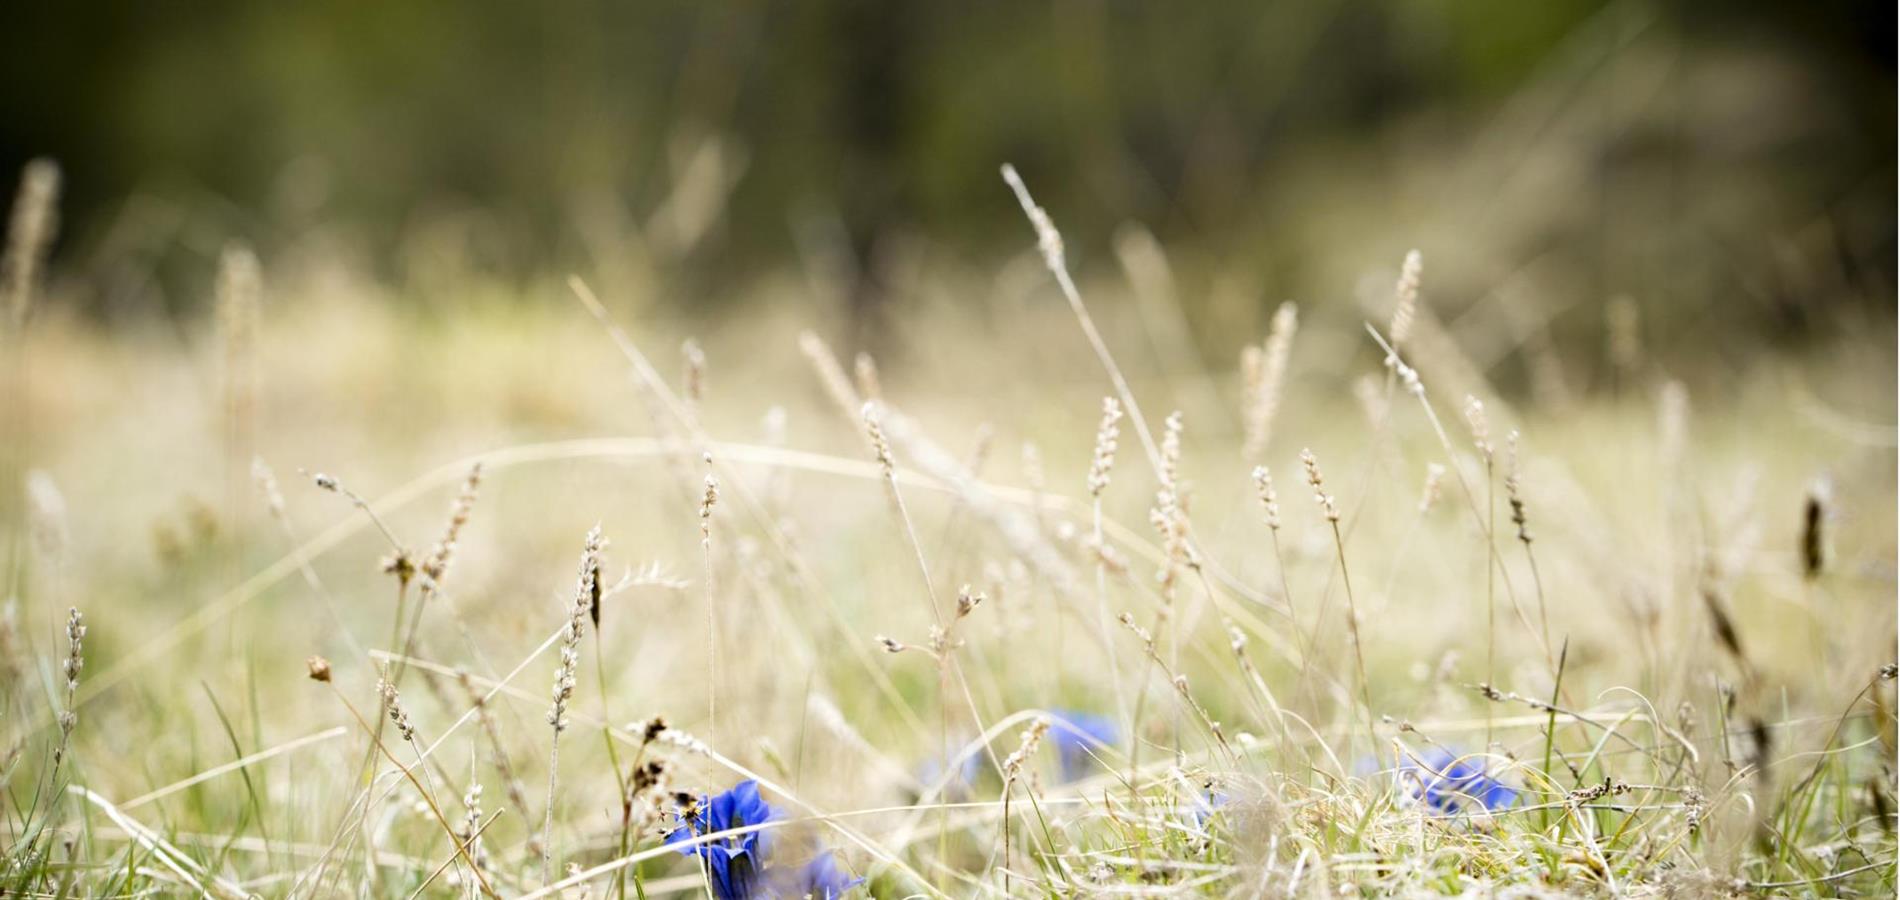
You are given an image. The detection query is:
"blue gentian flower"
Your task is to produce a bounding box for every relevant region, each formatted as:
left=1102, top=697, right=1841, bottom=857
left=1398, top=747, right=1516, bottom=815
left=1049, top=710, right=1116, bottom=781
left=1190, top=790, right=1229, bottom=827
left=769, top=851, right=865, bottom=899
left=666, top=780, right=778, bottom=899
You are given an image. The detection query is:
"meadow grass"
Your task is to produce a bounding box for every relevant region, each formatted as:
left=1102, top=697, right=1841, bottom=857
left=1, top=163, right=1895, bottom=898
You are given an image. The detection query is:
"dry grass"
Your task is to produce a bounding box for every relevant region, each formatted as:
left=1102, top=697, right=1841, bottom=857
left=0, top=164, right=1895, bottom=899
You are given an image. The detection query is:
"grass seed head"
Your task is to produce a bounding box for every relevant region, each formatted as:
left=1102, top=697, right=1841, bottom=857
left=1389, top=249, right=1423, bottom=350
left=1300, top=449, right=1338, bottom=522
left=1251, top=466, right=1281, bottom=531
left=3, top=158, right=59, bottom=328
left=1087, top=397, right=1122, bottom=499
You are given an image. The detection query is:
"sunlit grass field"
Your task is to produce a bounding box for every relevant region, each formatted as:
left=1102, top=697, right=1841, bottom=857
left=2, top=168, right=1896, bottom=897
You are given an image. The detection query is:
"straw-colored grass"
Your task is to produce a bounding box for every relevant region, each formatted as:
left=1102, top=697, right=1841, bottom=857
left=0, top=164, right=1894, bottom=898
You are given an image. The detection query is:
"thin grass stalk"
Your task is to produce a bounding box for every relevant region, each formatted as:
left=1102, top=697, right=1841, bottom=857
left=541, top=526, right=603, bottom=885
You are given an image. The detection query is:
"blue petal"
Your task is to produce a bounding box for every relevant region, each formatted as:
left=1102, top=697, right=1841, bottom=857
left=1399, top=747, right=1514, bottom=815
left=1049, top=710, right=1116, bottom=781
left=773, top=851, right=865, bottom=898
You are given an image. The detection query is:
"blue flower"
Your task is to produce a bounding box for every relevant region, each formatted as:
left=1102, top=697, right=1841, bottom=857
left=1398, top=748, right=1516, bottom=815
left=666, top=780, right=778, bottom=899
left=1190, top=790, right=1229, bottom=827
left=1049, top=710, right=1116, bottom=782
left=769, top=851, right=865, bottom=899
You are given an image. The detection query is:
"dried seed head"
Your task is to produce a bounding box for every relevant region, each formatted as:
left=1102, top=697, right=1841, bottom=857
left=1160, top=411, right=1184, bottom=494
left=1802, top=478, right=1831, bottom=580
left=861, top=402, right=894, bottom=477
left=52, top=607, right=83, bottom=760
left=699, top=473, right=720, bottom=543
left=955, top=586, right=984, bottom=618
left=1003, top=716, right=1050, bottom=782
left=1088, top=397, right=1123, bottom=499
left=1505, top=432, right=1531, bottom=543
left=61, top=607, right=84, bottom=696
left=312, top=472, right=339, bottom=492
left=1251, top=466, right=1281, bottom=531
left=853, top=351, right=882, bottom=403
left=1419, top=463, right=1446, bottom=515
left=1300, top=449, right=1338, bottom=522
left=1244, top=302, right=1299, bottom=459
left=4, top=158, right=60, bottom=328
left=629, top=716, right=670, bottom=746
left=876, top=635, right=906, bottom=654
left=1463, top=396, right=1492, bottom=461
left=378, top=678, right=417, bottom=742
left=1380, top=348, right=1424, bottom=399
left=1389, top=250, right=1423, bottom=350
left=680, top=339, right=707, bottom=410
left=1117, top=611, right=1155, bottom=647
left=655, top=727, right=711, bottom=756
left=306, top=655, right=333, bottom=683
left=1000, top=165, right=1065, bottom=273
left=423, top=462, right=483, bottom=584
left=548, top=526, right=605, bottom=733
left=379, top=550, right=416, bottom=583
left=1150, top=492, right=1192, bottom=590
left=460, top=778, right=489, bottom=871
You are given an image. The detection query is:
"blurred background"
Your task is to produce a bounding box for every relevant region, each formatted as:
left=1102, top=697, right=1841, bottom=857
left=1, top=0, right=1892, bottom=360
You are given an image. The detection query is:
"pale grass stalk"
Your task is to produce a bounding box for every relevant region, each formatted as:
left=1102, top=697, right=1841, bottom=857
left=375, top=674, right=464, bottom=887
left=1334, top=250, right=1427, bottom=548
left=1, top=161, right=57, bottom=616
left=312, top=661, right=495, bottom=898
left=1000, top=164, right=1164, bottom=478
left=863, top=399, right=997, bottom=882
left=1364, top=326, right=1547, bottom=668
left=1465, top=394, right=1499, bottom=747
left=454, top=669, right=538, bottom=854
left=1506, top=431, right=1553, bottom=649
left=121, top=726, right=346, bottom=810
left=541, top=526, right=603, bottom=885
left=1223, top=623, right=1300, bottom=767
left=1252, top=466, right=1319, bottom=721
left=1087, top=397, right=1131, bottom=739
left=576, top=279, right=932, bottom=741
left=382, top=664, right=948, bottom=899
left=216, top=243, right=260, bottom=574
left=699, top=462, right=720, bottom=743
left=295, top=627, right=568, bottom=899
left=252, top=457, right=366, bottom=659
left=1302, top=449, right=1376, bottom=756
left=1243, top=302, right=1299, bottom=459
left=69, top=786, right=248, bottom=899
left=999, top=716, right=1049, bottom=894
left=1116, top=613, right=1236, bottom=763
